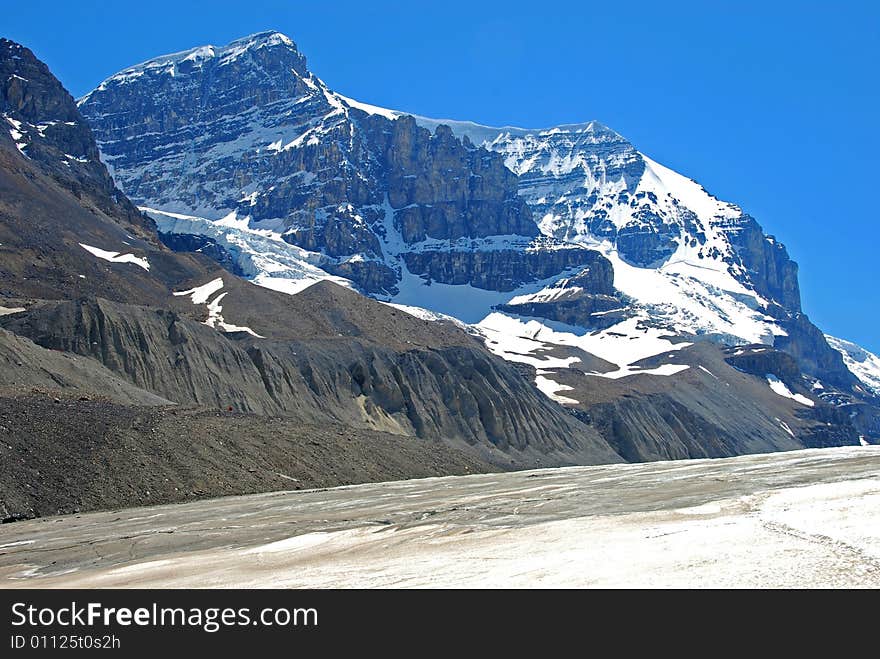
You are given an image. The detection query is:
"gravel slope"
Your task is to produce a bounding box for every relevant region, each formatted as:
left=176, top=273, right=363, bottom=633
left=0, top=391, right=495, bottom=521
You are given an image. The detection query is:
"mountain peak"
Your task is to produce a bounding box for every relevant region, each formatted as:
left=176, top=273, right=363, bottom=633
left=227, top=30, right=296, bottom=50
left=85, top=30, right=304, bottom=99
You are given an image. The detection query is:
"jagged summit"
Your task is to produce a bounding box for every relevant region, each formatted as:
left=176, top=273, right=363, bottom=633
left=80, top=30, right=304, bottom=102
left=227, top=30, right=296, bottom=49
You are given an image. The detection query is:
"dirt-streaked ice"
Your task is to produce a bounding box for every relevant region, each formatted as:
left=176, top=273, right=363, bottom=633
left=1, top=446, right=877, bottom=588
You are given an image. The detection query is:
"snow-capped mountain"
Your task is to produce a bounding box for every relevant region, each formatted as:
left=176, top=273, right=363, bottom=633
left=3, top=32, right=873, bottom=528
left=77, top=31, right=876, bottom=413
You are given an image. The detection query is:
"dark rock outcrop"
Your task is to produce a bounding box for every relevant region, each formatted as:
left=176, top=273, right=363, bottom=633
left=322, top=258, right=399, bottom=295
left=159, top=232, right=246, bottom=276
left=724, top=345, right=804, bottom=386
left=615, top=220, right=679, bottom=268
left=402, top=246, right=600, bottom=291
left=775, top=314, right=859, bottom=390
left=495, top=257, right=627, bottom=328
left=725, top=215, right=801, bottom=314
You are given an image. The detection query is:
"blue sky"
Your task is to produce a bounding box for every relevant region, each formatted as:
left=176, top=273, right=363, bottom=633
left=5, top=1, right=878, bottom=350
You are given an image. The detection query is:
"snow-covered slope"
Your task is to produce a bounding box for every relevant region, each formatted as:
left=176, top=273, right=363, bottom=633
left=825, top=335, right=880, bottom=396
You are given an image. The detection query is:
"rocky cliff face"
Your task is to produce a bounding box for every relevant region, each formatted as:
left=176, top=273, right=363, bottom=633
left=78, top=33, right=548, bottom=297
left=724, top=215, right=801, bottom=314
left=368, top=118, right=536, bottom=243
left=402, top=244, right=599, bottom=291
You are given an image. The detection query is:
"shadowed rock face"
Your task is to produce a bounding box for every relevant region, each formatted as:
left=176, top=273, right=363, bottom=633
left=0, top=39, right=154, bottom=238
left=402, top=246, right=601, bottom=292
left=0, top=39, right=225, bottom=307
left=158, top=232, right=246, bottom=277
left=724, top=215, right=801, bottom=314
left=775, top=313, right=859, bottom=389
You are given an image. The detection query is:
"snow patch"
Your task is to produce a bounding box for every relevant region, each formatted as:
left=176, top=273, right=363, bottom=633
left=335, top=94, right=402, bottom=121
left=766, top=375, right=814, bottom=407
left=534, top=375, right=579, bottom=405
left=173, top=277, right=225, bottom=304
left=79, top=243, right=149, bottom=270
left=477, top=312, right=693, bottom=380
left=698, top=365, right=717, bottom=379
left=173, top=277, right=264, bottom=337
left=383, top=303, right=468, bottom=328
left=777, top=418, right=796, bottom=438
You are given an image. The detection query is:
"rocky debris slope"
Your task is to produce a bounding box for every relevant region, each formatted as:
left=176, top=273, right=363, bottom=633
left=0, top=326, right=171, bottom=405
left=0, top=392, right=496, bottom=521
left=0, top=282, right=622, bottom=467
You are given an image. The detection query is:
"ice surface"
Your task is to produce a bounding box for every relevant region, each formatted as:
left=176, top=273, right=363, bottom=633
left=7, top=447, right=878, bottom=588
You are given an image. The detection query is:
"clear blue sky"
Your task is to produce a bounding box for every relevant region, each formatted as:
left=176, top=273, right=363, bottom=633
left=5, top=0, right=878, bottom=351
